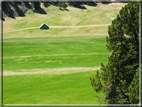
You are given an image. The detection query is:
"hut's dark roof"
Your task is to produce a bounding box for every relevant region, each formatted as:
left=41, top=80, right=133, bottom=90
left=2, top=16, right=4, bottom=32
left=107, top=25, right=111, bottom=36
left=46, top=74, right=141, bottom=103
left=40, top=23, right=49, bottom=29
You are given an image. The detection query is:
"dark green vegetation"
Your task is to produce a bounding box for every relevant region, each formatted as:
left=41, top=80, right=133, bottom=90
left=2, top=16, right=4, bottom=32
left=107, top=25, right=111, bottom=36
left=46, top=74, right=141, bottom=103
left=90, top=3, right=140, bottom=104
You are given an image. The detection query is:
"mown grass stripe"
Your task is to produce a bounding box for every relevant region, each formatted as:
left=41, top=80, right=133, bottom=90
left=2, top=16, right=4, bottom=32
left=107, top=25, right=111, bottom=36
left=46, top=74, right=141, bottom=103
left=3, top=53, right=111, bottom=58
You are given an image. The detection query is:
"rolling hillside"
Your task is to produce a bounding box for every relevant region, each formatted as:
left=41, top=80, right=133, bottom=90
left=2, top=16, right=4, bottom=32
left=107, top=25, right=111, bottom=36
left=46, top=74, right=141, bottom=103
left=3, top=2, right=127, bottom=38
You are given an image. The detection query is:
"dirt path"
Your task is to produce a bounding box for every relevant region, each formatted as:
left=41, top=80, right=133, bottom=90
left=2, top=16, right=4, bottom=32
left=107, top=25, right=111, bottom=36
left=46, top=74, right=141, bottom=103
left=3, top=27, right=39, bottom=33
left=3, top=67, right=100, bottom=76
left=3, top=24, right=110, bottom=33
left=3, top=53, right=110, bottom=59
left=49, top=24, right=110, bottom=28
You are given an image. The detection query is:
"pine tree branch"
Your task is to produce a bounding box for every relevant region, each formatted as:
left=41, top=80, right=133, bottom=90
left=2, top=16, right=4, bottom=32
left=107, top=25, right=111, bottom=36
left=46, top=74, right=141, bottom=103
left=119, top=87, right=130, bottom=103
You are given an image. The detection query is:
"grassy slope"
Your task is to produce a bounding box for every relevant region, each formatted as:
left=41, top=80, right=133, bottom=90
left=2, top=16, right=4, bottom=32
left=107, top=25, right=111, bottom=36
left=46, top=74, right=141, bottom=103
left=3, top=3, right=126, bottom=37
left=3, top=3, right=126, bottom=104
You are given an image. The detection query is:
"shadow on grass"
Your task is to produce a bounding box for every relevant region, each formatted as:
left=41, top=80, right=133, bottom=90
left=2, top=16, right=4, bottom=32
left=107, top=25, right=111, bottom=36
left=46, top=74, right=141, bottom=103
left=2, top=2, right=16, bottom=19
left=48, top=2, right=58, bottom=6
left=102, top=0, right=111, bottom=5
left=76, top=6, right=87, bottom=10
left=35, top=8, right=47, bottom=14
left=24, top=2, right=32, bottom=9
left=43, top=2, right=51, bottom=8
left=59, top=8, right=69, bottom=11
left=2, top=17, right=5, bottom=21
left=64, top=9, right=69, bottom=11
left=70, top=5, right=87, bottom=10
left=84, top=2, right=98, bottom=7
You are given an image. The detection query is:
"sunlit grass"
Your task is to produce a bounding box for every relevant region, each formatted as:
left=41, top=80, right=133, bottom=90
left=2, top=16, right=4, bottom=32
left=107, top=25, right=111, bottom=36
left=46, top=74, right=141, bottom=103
left=3, top=37, right=110, bottom=70
left=2, top=3, right=126, bottom=104
left=3, top=37, right=109, bottom=104
left=3, top=71, right=105, bottom=104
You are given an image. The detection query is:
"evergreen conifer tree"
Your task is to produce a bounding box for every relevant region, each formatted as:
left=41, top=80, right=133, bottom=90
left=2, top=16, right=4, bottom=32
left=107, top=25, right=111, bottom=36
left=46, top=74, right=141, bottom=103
left=90, top=2, right=140, bottom=104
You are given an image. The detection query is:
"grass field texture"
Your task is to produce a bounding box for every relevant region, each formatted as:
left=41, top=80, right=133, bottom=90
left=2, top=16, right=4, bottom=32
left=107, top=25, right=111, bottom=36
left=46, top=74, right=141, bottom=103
left=3, top=3, right=126, bottom=104
left=3, top=36, right=109, bottom=104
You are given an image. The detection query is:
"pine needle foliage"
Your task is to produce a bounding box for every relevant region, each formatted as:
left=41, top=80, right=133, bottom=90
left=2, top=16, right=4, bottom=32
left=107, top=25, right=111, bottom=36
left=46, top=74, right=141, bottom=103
left=90, top=3, right=139, bottom=104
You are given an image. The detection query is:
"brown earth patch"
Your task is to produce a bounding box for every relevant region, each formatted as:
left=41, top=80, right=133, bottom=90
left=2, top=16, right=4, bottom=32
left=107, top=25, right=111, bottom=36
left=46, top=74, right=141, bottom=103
left=3, top=67, right=100, bottom=76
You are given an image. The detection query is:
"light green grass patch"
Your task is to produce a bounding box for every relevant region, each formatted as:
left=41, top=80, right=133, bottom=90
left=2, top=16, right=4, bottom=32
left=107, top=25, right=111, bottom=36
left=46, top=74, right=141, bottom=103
left=3, top=37, right=110, bottom=70
left=3, top=37, right=109, bottom=104
left=3, top=37, right=108, bottom=57
left=3, top=71, right=105, bottom=104
left=3, top=54, right=109, bottom=70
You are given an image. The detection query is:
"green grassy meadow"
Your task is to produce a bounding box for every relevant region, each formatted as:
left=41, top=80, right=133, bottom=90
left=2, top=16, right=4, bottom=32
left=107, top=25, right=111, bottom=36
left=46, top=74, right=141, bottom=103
left=4, top=72, right=105, bottom=104
left=3, top=36, right=109, bottom=104
left=3, top=37, right=109, bottom=70
left=3, top=3, right=126, bottom=104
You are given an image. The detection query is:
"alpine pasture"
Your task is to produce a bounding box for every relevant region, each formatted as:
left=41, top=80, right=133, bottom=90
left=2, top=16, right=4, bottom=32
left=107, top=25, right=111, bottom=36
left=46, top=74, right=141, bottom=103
left=3, top=3, right=126, bottom=104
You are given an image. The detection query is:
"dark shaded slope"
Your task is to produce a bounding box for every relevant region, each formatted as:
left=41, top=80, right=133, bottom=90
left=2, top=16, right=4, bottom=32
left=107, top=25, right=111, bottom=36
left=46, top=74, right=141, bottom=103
left=2, top=1, right=111, bottom=20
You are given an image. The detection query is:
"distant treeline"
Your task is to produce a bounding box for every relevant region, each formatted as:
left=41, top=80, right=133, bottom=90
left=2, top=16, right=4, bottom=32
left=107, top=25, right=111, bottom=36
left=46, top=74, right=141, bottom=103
left=2, top=0, right=112, bottom=20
